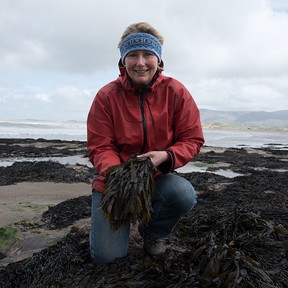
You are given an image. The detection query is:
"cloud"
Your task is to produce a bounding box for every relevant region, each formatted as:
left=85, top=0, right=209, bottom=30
left=190, top=76, right=288, bottom=111
left=161, top=0, right=288, bottom=79
left=0, top=84, right=95, bottom=120
left=0, top=0, right=287, bottom=120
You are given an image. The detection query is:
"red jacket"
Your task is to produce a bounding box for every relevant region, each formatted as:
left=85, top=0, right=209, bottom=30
left=87, top=65, right=204, bottom=192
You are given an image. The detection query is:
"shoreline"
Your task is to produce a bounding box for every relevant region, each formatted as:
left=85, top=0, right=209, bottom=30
left=0, top=138, right=288, bottom=286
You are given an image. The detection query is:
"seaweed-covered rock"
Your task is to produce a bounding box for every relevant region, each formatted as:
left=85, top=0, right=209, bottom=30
left=0, top=142, right=288, bottom=287
left=0, top=231, right=90, bottom=288
left=0, top=138, right=87, bottom=158
left=0, top=161, right=94, bottom=185
left=41, top=196, right=92, bottom=229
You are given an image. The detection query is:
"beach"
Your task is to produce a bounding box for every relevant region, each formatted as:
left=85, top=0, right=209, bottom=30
left=0, top=138, right=288, bottom=287
left=0, top=182, right=91, bottom=227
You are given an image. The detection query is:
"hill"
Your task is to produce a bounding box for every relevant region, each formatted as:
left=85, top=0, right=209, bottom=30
left=200, top=109, right=288, bottom=129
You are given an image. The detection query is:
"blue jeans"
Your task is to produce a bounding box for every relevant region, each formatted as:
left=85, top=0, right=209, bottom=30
left=89, top=173, right=197, bottom=265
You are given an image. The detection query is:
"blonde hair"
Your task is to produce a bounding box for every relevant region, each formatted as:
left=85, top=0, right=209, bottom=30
left=118, top=22, right=164, bottom=47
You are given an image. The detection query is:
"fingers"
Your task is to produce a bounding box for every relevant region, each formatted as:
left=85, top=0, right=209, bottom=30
left=137, top=151, right=168, bottom=169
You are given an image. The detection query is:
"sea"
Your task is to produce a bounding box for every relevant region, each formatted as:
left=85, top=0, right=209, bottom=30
left=0, top=119, right=287, bottom=149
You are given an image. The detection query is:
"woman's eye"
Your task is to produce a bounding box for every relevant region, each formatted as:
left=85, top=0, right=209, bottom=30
left=127, top=53, right=137, bottom=58
left=144, top=53, right=154, bottom=58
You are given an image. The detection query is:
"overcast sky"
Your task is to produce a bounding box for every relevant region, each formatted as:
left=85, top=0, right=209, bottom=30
left=0, top=0, right=288, bottom=121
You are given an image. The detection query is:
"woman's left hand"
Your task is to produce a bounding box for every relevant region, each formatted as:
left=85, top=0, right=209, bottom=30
left=138, top=151, right=169, bottom=168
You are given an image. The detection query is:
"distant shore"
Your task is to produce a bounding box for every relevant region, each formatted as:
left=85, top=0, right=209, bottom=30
left=202, top=123, right=288, bottom=132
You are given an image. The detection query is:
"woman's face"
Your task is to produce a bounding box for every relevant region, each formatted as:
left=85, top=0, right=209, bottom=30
left=124, top=50, right=158, bottom=85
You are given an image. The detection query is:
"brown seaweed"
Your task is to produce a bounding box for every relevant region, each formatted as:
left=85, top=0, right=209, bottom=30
left=101, top=155, right=155, bottom=231
left=1, top=140, right=288, bottom=287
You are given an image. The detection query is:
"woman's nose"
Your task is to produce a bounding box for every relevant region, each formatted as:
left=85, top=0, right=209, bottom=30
left=136, top=55, right=145, bottom=65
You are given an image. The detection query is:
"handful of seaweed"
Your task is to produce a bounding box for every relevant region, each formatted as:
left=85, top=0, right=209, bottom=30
left=101, top=155, right=155, bottom=231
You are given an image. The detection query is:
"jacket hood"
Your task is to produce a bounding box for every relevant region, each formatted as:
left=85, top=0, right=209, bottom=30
left=117, top=59, right=165, bottom=92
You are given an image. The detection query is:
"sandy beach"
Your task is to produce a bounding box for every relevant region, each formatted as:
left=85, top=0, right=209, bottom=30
left=0, top=138, right=287, bottom=287
left=0, top=182, right=91, bottom=227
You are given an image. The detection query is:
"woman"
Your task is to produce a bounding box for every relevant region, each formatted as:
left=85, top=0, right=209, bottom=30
left=87, top=22, right=204, bottom=265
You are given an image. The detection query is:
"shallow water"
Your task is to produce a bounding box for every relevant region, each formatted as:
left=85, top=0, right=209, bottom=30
left=1, top=155, right=246, bottom=178
left=0, top=155, right=92, bottom=167
left=176, top=162, right=243, bottom=178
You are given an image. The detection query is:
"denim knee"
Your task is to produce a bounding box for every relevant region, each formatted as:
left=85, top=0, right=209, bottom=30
left=155, top=173, right=197, bottom=214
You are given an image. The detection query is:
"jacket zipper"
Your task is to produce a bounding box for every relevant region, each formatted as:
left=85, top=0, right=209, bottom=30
left=139, top=89, right=147, bottom=153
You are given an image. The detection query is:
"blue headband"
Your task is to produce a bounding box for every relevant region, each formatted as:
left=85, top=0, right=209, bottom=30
left=119, top=32, right=162, bottom=64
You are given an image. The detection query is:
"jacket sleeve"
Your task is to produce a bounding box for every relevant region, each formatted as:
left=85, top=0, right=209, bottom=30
left=164, top=84, right=204, bottom=172
left=87, top=90, right=121, bottom=177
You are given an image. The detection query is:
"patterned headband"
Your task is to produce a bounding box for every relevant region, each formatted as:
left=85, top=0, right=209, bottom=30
left=119, top=32, right=162, bottom=64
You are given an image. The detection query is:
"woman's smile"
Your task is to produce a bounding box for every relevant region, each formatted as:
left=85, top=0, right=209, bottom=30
left=125, top=50, right=158, bottom=84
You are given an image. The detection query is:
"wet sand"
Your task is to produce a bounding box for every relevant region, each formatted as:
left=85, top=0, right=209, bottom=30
left=0, top=182, right=91, bottom=227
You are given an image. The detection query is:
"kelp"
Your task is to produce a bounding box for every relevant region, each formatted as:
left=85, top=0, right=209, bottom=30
left=101, top=155, right=155, bottom=231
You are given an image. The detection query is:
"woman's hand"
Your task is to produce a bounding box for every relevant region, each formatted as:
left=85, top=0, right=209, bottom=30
left=138, top=151, right=169, bottom=168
